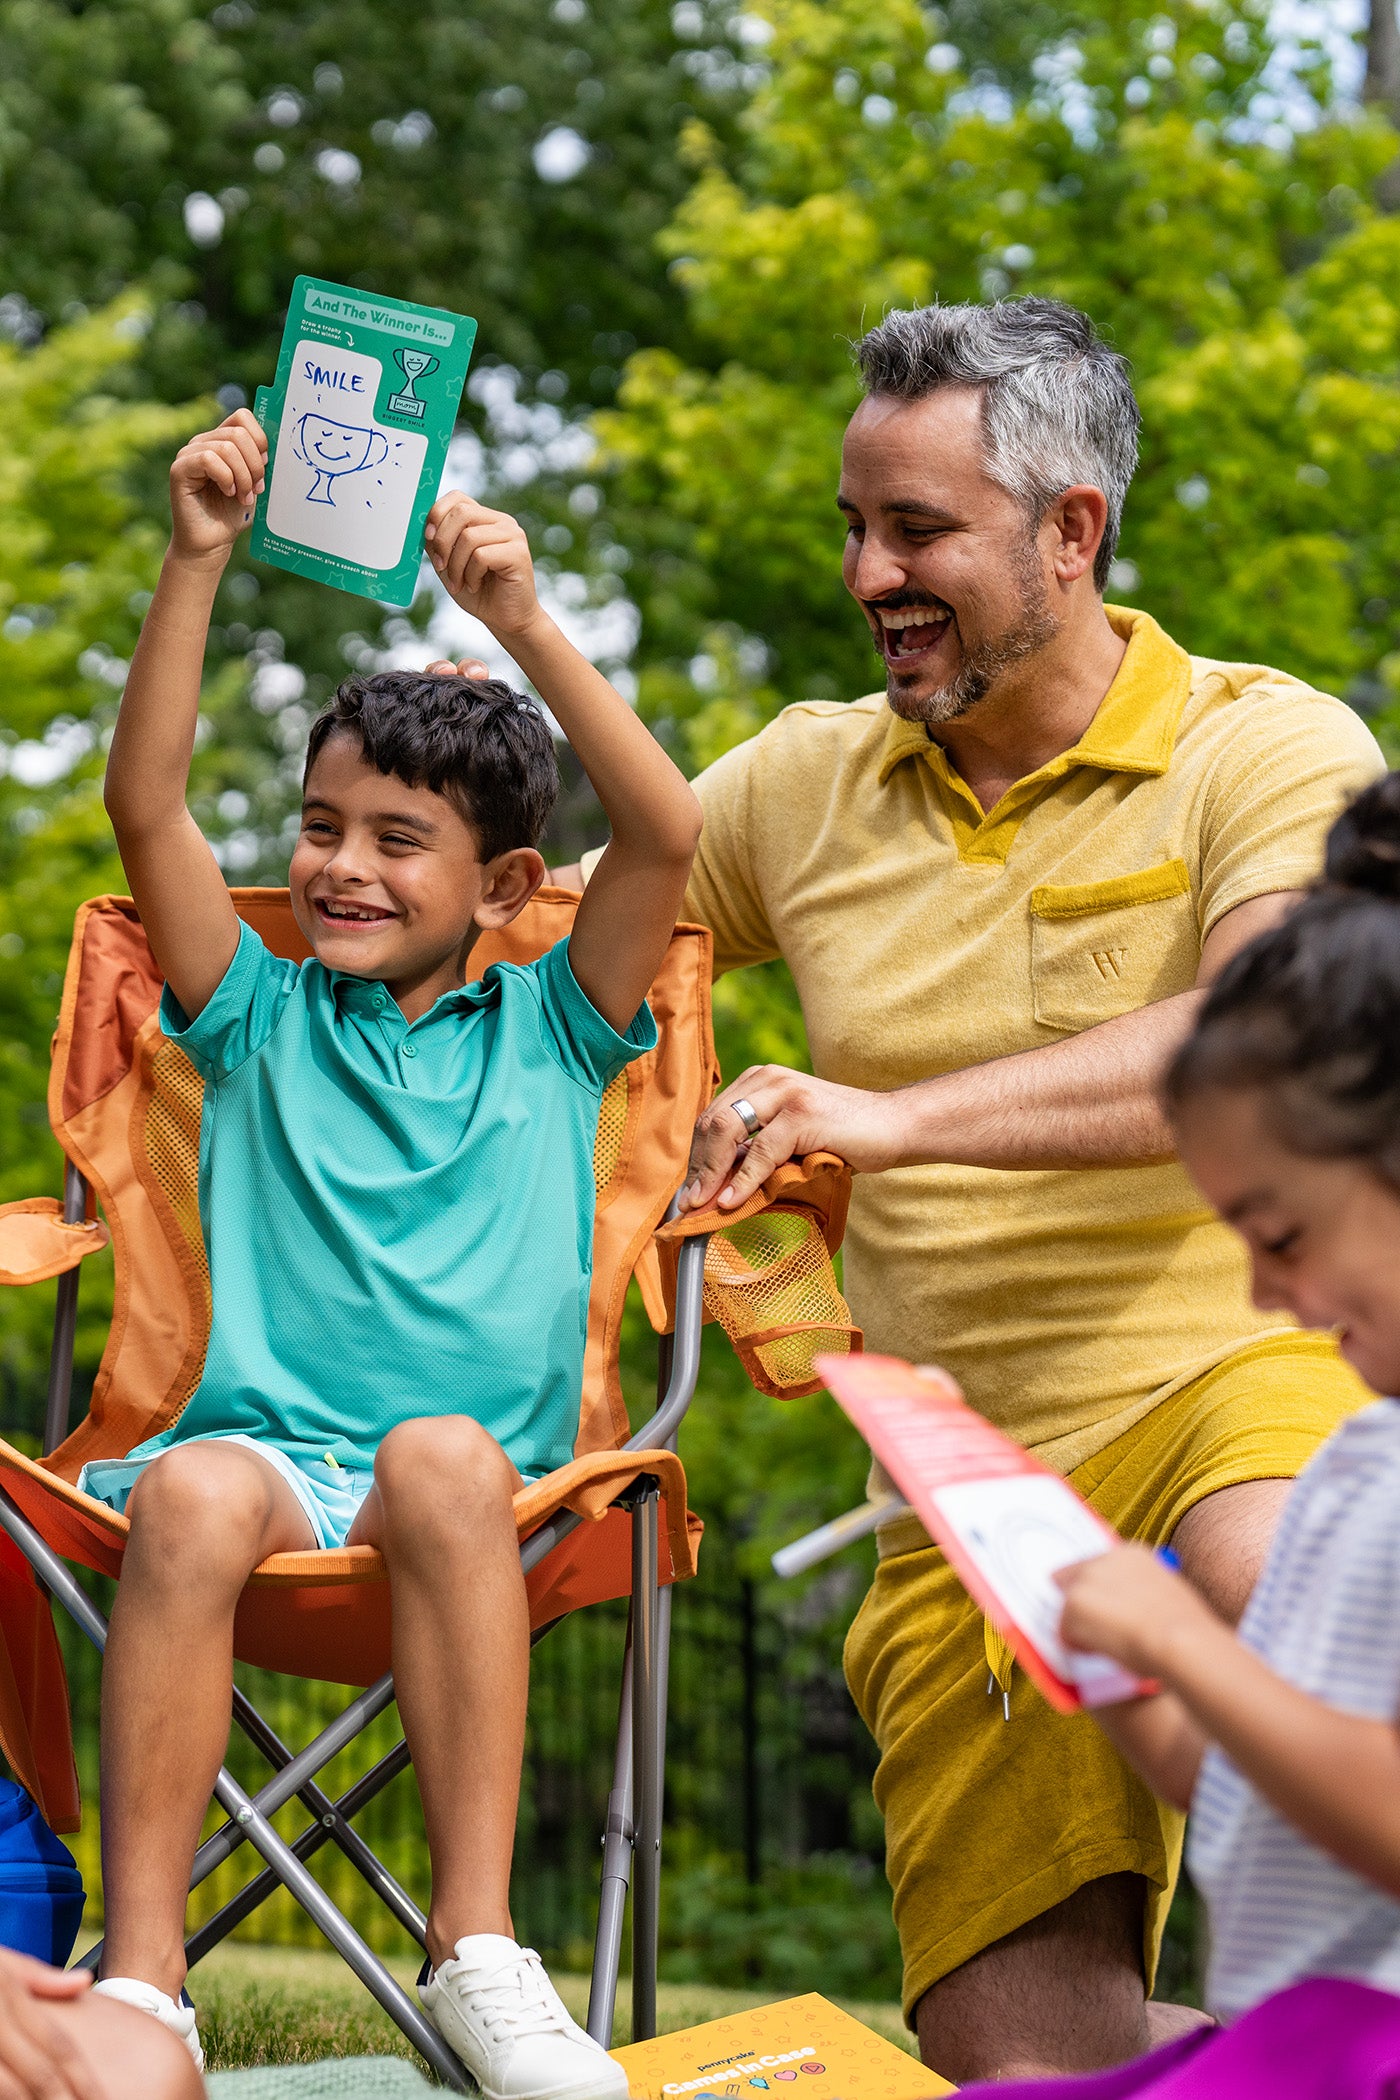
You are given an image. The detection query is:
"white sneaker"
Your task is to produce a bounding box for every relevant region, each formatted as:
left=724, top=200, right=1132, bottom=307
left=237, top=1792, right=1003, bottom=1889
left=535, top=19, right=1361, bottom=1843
left=91, top=1976, right=205, bottom=2071
left=420, top=1935, right=627, bottom=2100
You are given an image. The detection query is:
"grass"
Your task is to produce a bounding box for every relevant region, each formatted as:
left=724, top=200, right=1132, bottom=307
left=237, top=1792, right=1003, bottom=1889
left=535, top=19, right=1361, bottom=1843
left=76, top=1937, right=914, bottom=2076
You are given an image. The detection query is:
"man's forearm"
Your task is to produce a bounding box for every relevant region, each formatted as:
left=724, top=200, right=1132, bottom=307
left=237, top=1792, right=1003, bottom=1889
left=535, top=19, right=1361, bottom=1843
left=885, top=988, right=1202, bottom=1171
left=683, top=987, right=1202, bottom=1209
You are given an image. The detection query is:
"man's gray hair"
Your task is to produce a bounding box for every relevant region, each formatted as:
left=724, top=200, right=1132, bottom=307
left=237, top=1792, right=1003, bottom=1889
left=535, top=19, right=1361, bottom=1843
left=854, top=298, right=1140, bottom=590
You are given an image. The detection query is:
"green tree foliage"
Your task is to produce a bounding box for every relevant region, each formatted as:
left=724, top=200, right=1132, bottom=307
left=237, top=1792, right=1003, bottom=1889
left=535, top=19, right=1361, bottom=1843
left=0, top=0, right=740, bottom=401
left=0, top=0, right=754, bottom=791
left=0, top=302, right=217, bottom=1421
left=597, top=0, right=1400, bottom=768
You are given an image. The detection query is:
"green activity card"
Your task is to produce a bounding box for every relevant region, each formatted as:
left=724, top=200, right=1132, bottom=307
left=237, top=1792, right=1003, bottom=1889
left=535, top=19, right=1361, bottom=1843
left=249, top=276, right=477, bottom=609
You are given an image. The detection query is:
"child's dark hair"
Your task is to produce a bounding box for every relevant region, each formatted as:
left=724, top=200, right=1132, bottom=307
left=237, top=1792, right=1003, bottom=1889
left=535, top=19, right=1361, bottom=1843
left=304, top=672, right=559, bottom=861
left=1164, top=772, right=1400, bottom=1192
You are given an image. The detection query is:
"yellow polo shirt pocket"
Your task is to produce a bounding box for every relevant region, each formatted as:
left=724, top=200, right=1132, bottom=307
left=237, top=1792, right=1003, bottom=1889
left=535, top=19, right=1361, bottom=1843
left=1029, top=858, right=1198, bottom=1030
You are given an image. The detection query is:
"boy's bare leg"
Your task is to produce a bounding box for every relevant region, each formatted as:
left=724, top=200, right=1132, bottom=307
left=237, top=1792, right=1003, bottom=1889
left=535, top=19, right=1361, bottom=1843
left=347, top=1415, right=528, bottom=1966
left=100, top=1443, right=316, bottom=1996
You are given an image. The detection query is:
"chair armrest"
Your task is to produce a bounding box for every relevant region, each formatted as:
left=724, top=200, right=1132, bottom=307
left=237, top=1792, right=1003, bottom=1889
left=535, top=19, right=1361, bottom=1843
left=0, top=1199, right=110, bottom=1286
left=651, top=1153, right=862, bottom=1398
left=653, top=1149, right=853, bottom=1254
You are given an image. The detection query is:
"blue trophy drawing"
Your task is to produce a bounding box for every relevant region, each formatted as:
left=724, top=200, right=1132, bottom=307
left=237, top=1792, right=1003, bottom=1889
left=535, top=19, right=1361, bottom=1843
left=293, top=413, right=389, bottom=505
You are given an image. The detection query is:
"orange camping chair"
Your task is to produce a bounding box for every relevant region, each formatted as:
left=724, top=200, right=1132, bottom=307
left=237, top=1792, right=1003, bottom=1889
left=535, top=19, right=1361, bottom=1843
left=0, top=887, right=860, bottom=2086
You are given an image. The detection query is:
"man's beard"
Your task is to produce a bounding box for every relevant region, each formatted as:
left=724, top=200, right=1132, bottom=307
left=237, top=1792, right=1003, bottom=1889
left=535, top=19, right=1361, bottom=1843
left=885, top=540, right=1059, bottom=727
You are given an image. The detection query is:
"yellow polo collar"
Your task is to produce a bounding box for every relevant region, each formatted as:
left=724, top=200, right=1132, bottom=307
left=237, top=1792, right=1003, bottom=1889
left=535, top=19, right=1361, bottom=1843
left=876, top=606, right=1194, bottom=791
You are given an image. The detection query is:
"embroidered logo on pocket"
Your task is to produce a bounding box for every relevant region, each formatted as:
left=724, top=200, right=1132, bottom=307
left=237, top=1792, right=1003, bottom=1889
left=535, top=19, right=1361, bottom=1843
left=1029, top=860, right=1196, bottom=1031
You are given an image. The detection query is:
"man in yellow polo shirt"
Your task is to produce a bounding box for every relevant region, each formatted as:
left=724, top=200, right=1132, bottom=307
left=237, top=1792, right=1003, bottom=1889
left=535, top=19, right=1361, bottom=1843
left=542, top=298, right=1383, bottom=2082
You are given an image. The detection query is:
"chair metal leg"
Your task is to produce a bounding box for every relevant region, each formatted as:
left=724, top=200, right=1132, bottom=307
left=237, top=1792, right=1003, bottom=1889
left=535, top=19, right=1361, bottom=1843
left=42, top=1164, right=87, bottom=1457
left=84, top=1677, right=423, bottom=1973
left=586, top=1628, right=635, bottom=2046
left=630, top=1481, right=662, bottom=2043
left=583, top=1229, right=704, bottom=2048
left=0, top=1491, right=460, bottom=2080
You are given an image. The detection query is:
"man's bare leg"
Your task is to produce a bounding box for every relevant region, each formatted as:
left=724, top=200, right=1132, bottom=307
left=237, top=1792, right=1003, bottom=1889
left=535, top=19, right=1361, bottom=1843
left=1170, top=1476, right=1290, bottom=1624
left=346, top=1414, right=529, bottom=1969
left=915, top=1873, right=1153, bottom=2083
left=100, top=1443, right=317, bottom=1996
left=914, top=1478, right=1291, bottom=2082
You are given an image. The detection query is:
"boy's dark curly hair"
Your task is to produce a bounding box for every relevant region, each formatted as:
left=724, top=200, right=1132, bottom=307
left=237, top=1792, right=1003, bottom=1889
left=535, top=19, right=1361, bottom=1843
left=1165, top=772, right=1400, bottom=1193
left=304, top=672, right=559, bottom=863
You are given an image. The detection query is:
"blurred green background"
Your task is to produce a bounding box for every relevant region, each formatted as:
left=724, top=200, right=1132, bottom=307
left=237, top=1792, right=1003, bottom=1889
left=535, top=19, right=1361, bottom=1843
left=2, top=0, right=1397, bottom=2004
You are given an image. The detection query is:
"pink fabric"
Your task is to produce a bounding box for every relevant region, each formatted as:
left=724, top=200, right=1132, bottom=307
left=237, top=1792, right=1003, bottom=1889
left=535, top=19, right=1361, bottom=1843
left=957, top=1980, right=1400, bottom=2099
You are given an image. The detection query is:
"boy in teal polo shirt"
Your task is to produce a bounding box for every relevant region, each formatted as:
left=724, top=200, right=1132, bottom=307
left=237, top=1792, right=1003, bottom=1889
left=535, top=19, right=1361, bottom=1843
left=83, top=410, right=703, bottom=2097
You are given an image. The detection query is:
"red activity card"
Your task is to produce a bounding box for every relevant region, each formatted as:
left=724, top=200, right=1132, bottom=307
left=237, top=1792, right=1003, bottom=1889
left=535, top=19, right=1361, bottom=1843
left=815, top=1352, right=1152, bottom=1712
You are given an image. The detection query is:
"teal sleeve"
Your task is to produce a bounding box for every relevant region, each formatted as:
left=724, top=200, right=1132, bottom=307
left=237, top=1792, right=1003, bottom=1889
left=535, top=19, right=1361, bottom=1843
left=528, top=936, right=657, bottom=1092
left=158, top=918, right=302, bottom=1080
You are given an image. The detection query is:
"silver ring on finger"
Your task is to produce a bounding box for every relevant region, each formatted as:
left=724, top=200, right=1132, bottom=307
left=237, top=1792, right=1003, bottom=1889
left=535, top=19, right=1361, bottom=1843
left=730, top=1096, right=763, bottom=1139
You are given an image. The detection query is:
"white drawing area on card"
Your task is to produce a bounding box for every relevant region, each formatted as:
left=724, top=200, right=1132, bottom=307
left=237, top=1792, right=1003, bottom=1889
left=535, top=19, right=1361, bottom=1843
left=266, top=341, right=428, bottom=571
left=931, top=1473, right=1144, bottom=1706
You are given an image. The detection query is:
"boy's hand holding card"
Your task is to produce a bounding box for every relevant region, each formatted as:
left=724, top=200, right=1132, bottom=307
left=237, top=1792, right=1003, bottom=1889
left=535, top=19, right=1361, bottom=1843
left=170, top=413, right=268, bottom=562
left=426, top=493, right=542, bottom=636
left=815, top=1352, right=1155, bottom=1712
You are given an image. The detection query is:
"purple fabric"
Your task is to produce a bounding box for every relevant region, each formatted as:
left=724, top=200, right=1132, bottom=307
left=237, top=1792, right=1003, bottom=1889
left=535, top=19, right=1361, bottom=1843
left=955, top=1979, right=1400, bottom=2099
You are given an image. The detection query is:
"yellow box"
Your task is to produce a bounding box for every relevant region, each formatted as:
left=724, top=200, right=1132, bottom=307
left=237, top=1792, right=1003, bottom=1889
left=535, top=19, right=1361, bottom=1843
left=609, top=1993, right=955, bottom=2100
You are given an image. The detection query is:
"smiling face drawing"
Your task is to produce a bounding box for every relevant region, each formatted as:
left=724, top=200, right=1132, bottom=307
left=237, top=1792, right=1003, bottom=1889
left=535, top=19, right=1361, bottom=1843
left=267, top=340, right=428, bottom=568
left=293, top=413, right=389, bottom=504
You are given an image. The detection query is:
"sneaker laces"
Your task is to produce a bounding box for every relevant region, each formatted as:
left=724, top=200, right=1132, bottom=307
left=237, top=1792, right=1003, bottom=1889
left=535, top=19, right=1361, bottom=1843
left=448, top=1947, right=574, bottom=2046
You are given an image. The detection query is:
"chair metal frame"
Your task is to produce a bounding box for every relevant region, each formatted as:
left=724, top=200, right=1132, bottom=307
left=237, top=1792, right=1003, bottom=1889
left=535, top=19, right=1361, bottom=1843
left=0, top=1157, right=712, bottom=2091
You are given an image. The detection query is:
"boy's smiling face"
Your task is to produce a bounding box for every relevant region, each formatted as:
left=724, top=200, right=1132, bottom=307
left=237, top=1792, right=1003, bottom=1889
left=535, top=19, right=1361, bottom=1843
left=289, top=732, right=544, bottom=1019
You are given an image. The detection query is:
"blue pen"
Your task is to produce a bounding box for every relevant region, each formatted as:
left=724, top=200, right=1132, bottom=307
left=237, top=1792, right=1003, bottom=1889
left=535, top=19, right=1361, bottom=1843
left=1157, top=1545, right=1180, bottom=1571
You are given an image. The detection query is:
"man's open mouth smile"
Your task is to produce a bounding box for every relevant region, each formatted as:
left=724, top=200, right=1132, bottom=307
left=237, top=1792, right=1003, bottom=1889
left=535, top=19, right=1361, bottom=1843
left=869, top=601, right=955, bottom=665
left=314, top=897, right=397, bottom=928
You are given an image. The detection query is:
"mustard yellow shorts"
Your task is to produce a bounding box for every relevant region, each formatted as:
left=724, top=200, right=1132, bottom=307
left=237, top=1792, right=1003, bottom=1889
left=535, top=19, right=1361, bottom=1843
left=842, top=1333, right=1371, bottom=2025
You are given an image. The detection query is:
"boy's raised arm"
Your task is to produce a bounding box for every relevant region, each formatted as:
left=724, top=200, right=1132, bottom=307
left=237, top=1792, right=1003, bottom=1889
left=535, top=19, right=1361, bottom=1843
left=427, top=493, right=702, bottom=1034
left=105, top=411, right=267, bottom=1021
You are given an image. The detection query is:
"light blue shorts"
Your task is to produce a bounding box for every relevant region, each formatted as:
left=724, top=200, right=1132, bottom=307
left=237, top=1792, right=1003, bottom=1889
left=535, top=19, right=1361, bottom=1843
left=77, top=1434, right=376, bottom=1550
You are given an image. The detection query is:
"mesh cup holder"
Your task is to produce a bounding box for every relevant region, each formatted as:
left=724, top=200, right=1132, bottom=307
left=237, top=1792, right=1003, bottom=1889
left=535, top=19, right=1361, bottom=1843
left=702, top=1207, right=861, bottom=1398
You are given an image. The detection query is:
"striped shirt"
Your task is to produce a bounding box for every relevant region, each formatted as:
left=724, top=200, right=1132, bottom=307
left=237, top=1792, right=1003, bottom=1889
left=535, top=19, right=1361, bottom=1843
left=1187, top=1398, right=1400, bottom=2020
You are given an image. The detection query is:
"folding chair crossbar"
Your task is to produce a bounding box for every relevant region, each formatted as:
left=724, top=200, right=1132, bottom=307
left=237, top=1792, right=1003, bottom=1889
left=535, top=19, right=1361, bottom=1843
left=74, top=1676, right=414, bottom=1971
left=183, top=1737, right=418, bottom=1967
left=226, top=1689, right=429, bottom=1947
left=0, top=1231, right=713, bottom=2081
left=197, top=1678, right=400, bottom=1888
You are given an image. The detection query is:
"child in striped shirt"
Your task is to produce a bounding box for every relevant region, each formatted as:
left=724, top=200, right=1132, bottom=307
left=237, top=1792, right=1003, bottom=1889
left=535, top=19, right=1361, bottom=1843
left=964, top=772, right=1400, bottom=2096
